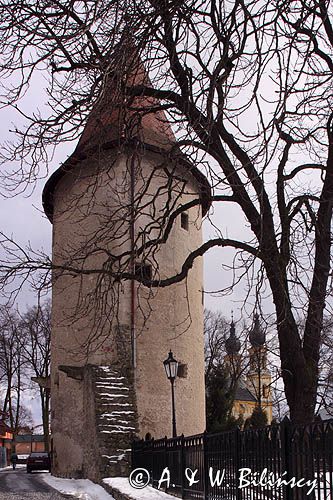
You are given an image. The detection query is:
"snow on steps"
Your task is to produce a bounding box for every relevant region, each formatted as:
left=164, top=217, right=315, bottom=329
left=94, top=366, right=137, bottom=478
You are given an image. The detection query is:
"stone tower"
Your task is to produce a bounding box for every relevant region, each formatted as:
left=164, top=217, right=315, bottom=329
left=43, top=45, right=210, bottom=479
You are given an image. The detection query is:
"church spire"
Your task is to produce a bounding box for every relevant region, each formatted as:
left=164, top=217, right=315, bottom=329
left=249, top=313, right=266, bottom=347
left=225, top=315, right=241, bottom=355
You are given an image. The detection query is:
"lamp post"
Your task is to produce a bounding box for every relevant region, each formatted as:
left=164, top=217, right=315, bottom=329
left=163, top=350, right=178, bottom=438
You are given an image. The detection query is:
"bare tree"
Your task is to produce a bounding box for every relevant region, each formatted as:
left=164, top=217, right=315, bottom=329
left=0, top=0, right=332, bottom=423
left=0, top=307, right=26, bottom=437
left=20, top=301, right=51, bottom=451
left=204, top=309, right=229, bottom=378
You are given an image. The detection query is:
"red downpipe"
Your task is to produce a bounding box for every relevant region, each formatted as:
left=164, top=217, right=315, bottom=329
left=130, top=153, right=136, bottom=368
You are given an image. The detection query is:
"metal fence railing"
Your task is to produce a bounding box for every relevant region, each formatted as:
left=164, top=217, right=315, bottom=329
left=0, top=446, right=6, bottom=468
left=132, top=418, right=333, bottom=499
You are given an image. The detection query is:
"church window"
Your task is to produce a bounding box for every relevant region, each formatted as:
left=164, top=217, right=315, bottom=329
left=181, top=212, right=189, bottom=231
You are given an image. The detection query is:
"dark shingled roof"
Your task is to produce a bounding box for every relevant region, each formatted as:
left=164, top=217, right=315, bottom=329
left=14, top=434, right=44, bottom=443
left=234, top=386, right=257, bottom=403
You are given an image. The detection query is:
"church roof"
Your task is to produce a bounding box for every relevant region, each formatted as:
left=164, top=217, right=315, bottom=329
left=234, top=386, right=257, bottom=403
left=42, top=42, right=211, bottom=222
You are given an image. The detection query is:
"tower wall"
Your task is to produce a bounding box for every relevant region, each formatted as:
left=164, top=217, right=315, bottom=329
left=50, top=147, right=206, bottom=477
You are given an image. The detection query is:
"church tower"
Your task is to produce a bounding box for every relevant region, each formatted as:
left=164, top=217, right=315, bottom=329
left=246, top=314, right=272, bottom=422
left=224, top=318, right=242, bottom=380
left=224, top=314, right=273, bottom=425
left=43, top=43, right=210, bottom=479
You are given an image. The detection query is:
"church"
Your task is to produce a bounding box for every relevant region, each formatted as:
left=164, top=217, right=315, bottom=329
left=224, top=314, right=273, bottom=426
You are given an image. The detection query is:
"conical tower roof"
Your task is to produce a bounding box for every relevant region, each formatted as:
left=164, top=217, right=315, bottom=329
left=76, top=40, right=176, bottom=153
left=42, top=38, right=211, bottom=221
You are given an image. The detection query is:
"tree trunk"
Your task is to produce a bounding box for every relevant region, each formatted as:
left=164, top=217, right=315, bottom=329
left=265, top=256, right=317, bottom=424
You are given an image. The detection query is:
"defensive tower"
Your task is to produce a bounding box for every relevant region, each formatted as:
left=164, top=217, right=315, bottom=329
left=43, top=45, right=210, bottom=479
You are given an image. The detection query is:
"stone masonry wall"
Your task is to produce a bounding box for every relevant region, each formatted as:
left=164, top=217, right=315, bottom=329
left=83, top=365, right=138, bottom=480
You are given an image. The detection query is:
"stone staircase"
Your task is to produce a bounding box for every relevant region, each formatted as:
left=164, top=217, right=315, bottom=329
left=93, top=365, right=137, bottom=478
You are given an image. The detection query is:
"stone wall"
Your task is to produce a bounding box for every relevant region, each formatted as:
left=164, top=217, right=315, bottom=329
left=49, top=148, right=206, bottom=478
left=91, top=365, right=137, bottom=478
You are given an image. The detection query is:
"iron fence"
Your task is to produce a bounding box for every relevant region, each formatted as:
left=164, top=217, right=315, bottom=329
left=132, top=418, right=333, bottom=499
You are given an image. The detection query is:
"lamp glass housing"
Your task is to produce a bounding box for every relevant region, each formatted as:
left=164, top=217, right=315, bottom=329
left=163, top=351, right=178, bottom=380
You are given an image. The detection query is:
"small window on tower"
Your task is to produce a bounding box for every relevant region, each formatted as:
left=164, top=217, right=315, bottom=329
left=135, top=262, right=152, bottom=283
left=263, top=384, right=270, bottom=398
left=181, top=212, right=189, bottom=231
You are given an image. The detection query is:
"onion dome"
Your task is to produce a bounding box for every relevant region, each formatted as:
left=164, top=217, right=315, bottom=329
left=225, top=320, right=241, bottom=355
left=249, top=313, right=266, bottom=347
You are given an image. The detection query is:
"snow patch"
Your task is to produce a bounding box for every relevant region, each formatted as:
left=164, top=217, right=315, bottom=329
left=0, top=464, right=26, bottom=470
left=99, top=423, right=135, bottom=430
left=103, top=477, right=177, bottom=499
left=101, top=418, right=132, bottom=425
left=100, top=403, right=131, bottom=406
left=42, top=474, right=115, bottom=500
left=102, top=448, right=130, bottom=463
left=101, top=428, right=135, bottom=434
left=96, top=385, right=129, bottom=390
left=101, top=411, right=134, bottom=416
left=99, top=393, right=129, bottom=398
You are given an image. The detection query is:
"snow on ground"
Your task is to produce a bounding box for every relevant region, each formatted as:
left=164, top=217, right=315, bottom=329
left=42, top=475, right=116, bottom=500
left=103, top=478, right=178, bottom=499
left=0, top=465, right=26, bottom=470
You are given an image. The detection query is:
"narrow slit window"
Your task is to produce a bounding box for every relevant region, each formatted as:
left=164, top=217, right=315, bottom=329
left=135, top=263, right=152, bottom=283
left=181, top=212, right=189, bottom=231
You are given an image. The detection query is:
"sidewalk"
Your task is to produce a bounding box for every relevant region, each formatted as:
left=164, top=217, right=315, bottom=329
left=103, top=478, right=176, bottom=500
left=41, top=474, right=176, bottom=500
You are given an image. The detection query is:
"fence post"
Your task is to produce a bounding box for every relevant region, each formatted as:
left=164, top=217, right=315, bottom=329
left=180, top=434, right=185, bottom=499
left=281, top=416, right=293, bottom=500
left=235, top=427, right=242, bottom=500
left=131, top=440, right=135, bottom=471
left=150, top=438, right=154, bottom=485
left=203, top=431, right=209, bottom=500
left=164, top=436, right=168, bottom=492
left=131, top=438, right=138, bottom=471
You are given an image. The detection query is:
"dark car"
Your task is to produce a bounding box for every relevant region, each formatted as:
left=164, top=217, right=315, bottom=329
left=26, top=452, right=51, bottom=473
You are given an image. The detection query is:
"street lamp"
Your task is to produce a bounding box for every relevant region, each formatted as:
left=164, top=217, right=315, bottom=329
left=163, top=350, right=178, bottom=438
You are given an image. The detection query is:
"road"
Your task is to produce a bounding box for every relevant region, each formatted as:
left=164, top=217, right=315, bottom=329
left=0, top=468, right=74, bottom=499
